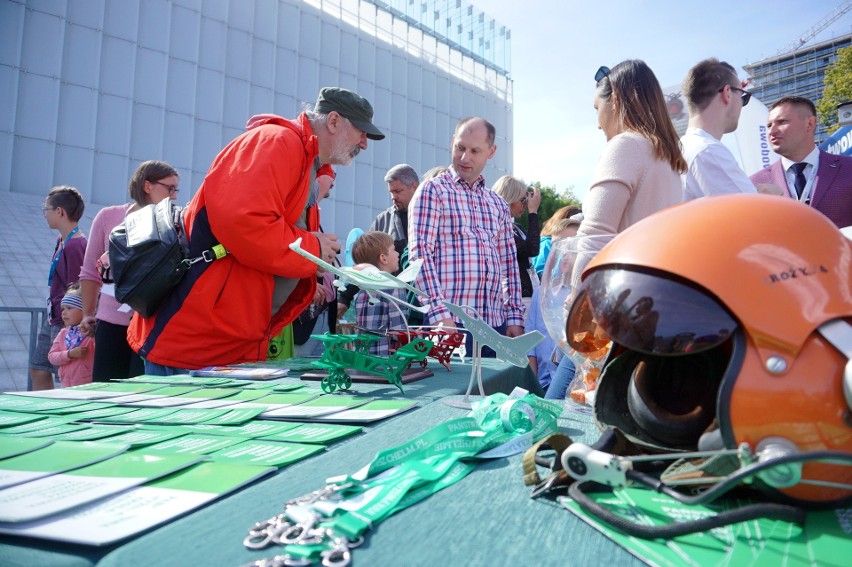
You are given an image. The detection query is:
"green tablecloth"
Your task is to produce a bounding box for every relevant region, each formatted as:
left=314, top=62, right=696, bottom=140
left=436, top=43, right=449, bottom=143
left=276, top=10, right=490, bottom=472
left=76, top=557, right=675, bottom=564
left=7, top=360, right=628, bottom=567
left=97, top=400, right=622, bottom=567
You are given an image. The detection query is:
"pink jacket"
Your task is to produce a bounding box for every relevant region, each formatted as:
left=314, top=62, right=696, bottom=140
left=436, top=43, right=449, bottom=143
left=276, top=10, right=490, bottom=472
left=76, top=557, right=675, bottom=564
left=48, top=329, right=95, bottom=387
left=79, top=204, right=136, bottom=326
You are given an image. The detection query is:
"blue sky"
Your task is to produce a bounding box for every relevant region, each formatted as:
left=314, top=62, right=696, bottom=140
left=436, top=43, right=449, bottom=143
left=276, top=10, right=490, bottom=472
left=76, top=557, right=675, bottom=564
left=472, top=0, right=852, bottom=201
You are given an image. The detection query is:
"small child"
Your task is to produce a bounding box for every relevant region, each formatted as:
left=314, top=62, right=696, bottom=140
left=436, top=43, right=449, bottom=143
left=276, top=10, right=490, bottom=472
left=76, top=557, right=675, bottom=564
left=48, top=284, right=95, bottom=387
left=352, top=231, right=405, bottom=355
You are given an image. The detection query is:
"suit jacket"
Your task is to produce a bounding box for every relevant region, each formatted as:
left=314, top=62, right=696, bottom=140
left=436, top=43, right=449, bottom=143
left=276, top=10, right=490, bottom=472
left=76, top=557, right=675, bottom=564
left=750, top=149, right=852, bottom=228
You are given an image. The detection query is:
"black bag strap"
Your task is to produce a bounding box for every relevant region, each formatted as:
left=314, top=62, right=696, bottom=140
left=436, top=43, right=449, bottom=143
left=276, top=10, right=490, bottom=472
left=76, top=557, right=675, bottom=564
left=174, top=206, right=229, bottom=266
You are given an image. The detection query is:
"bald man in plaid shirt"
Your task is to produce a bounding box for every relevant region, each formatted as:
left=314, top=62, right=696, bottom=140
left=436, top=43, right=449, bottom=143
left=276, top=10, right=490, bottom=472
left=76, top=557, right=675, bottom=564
left=409, top=117, right=524, bottom=357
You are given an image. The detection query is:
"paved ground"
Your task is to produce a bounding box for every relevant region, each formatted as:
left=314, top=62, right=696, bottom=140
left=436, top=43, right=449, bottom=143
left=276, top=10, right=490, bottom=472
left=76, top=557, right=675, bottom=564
left=0, top=191, right=100, bottom=391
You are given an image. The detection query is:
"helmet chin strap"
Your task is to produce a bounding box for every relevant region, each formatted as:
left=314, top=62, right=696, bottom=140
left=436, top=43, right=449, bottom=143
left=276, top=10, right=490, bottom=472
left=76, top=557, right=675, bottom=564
left=552, top=442, right=852, bottom=539
left=817, top=319, right=852, bottom=412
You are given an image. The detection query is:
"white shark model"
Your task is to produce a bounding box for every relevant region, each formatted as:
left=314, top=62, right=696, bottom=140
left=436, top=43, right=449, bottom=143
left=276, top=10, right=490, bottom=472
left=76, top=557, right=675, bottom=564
left=442, top=301, right=544, bottom=367
left=289, top=237, right=429, bottom=314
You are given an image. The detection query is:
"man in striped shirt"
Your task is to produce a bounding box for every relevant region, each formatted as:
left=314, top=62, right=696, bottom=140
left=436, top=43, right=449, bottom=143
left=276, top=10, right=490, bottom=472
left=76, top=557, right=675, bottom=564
left=409, top=117, right=524, bottom=356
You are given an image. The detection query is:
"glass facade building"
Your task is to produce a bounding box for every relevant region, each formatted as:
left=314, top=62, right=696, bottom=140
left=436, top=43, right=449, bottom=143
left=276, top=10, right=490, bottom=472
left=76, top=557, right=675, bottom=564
left=743, top=33, right=851, bottom=142
left=0, top=0, right=513, bottom=237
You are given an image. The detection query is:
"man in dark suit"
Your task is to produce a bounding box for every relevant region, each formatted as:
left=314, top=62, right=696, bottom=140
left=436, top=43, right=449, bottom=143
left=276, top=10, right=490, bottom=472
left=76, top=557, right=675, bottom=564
left=750, top=96, right=852, bottom=228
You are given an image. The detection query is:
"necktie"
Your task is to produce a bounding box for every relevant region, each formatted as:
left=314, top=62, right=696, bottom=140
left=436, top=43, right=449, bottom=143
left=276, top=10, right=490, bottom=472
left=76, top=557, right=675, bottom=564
left=790, top=162, right=807, bottom=198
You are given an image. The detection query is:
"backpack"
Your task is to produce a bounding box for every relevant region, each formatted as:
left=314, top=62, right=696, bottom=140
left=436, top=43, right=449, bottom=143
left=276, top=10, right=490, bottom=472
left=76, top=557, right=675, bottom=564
left=108, top=199, right=226, bottom=318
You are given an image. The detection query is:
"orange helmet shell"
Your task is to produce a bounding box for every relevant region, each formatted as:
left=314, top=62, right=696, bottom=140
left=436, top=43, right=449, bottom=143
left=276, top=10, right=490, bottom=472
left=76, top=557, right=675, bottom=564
left=726, top=332, right=851, bottom=503
left=585, top=195, right=852, bottom=368
left=583, top=194, right=852, bottom=505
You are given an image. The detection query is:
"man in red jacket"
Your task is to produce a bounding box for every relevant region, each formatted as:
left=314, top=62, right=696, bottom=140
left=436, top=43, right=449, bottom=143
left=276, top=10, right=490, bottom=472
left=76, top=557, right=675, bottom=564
left=128, top=88, right=384, bottom=374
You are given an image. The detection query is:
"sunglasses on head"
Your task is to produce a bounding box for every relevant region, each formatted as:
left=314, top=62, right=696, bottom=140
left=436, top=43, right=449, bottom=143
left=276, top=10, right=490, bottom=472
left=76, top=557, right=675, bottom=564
left=594, top=66, right=610, bottom=83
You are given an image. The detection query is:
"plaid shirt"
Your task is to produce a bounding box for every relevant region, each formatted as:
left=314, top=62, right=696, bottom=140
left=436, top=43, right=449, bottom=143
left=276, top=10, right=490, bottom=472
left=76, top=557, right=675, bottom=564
left=408, top=166, right=524, bottom=328
left=354, top=287, right=406, bottom=355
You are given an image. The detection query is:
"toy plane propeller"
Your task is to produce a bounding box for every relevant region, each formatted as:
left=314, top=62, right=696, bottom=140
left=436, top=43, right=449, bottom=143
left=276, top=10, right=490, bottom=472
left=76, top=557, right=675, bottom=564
left=442, top=301, right=543, bottom=367
left=290, top=237, right=430, bottom=314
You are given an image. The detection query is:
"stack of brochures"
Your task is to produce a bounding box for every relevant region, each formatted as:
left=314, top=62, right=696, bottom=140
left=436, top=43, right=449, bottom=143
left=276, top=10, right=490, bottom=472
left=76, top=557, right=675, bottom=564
left=0, top=374, right=419, bottom=545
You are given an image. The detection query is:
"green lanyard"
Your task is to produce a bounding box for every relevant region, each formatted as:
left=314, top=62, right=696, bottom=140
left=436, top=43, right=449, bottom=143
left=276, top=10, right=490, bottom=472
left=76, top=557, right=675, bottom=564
left=243, top=390, right=562, bottom=567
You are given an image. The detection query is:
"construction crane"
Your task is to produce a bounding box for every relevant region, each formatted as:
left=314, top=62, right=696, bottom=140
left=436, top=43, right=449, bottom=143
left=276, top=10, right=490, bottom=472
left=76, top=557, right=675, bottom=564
left=776, top=0, right=852, bottom=55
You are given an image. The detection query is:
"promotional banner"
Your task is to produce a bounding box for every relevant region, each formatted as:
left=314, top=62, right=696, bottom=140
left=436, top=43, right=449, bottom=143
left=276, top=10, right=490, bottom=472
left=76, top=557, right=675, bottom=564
left=820, top=125, right=852, bottom=156
left=663, top=85, right=779, bottom=176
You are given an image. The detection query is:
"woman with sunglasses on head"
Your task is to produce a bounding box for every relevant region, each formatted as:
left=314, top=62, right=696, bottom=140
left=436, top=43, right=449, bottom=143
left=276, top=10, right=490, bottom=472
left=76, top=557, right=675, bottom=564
left=581, top=60, right=685, bottom=241
left=493, top=175, right=542, bottom=310
left=545, top=60, right=685, bottom=401
left=78, top=160, right=179, bottom=381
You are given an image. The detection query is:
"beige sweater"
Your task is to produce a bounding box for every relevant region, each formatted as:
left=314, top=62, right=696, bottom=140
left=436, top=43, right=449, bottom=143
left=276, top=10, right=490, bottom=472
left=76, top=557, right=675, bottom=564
left=578, top=131, right=683, bottom=240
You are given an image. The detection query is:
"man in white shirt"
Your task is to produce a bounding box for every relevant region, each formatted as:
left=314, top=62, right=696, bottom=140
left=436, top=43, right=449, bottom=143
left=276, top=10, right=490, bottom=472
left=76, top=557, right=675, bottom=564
left=680, top=58, right=768, bottom=201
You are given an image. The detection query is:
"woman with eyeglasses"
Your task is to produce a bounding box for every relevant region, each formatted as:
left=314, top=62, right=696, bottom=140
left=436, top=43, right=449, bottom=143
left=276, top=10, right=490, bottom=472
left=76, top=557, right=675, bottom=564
left=493, top=175, right=542, bottom=309
left=544, top=60, right=686, bottom=402
left=78, top=160, right=179, bottom=381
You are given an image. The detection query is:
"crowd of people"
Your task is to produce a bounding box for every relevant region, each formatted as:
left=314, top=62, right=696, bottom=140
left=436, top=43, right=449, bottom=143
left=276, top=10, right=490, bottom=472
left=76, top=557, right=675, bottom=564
left=29, top=58, right=852, bottom=400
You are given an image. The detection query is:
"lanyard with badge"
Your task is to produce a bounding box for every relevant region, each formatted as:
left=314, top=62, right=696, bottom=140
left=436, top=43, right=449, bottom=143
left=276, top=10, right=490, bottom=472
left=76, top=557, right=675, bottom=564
left=241, top=389, right=562, bottom=567
left=789, top=162, right=815, bottom=204
left=46, top=226, right=79, bottom=316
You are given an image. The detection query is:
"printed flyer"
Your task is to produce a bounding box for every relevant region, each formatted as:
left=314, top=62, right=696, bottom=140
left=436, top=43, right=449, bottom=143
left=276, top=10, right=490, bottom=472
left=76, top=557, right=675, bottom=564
left=0, top=461, right=275, bottom=545
left=0, top=452, right=201, bottom=522
left=0, top=440, right=128, bottom=489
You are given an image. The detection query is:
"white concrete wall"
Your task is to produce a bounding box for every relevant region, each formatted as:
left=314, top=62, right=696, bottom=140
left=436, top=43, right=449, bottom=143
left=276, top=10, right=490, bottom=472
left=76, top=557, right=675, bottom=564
left=0, top=0, right=513, bottom=238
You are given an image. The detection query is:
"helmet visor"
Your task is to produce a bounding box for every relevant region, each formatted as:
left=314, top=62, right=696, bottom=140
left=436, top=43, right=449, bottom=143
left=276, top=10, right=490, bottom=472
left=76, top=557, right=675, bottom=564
left=567, top=268, right=737, bottom=356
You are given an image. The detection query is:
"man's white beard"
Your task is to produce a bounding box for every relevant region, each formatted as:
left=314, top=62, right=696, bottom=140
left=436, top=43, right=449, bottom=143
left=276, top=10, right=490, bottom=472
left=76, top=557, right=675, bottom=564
left=331, top=135, right=359, bottom=165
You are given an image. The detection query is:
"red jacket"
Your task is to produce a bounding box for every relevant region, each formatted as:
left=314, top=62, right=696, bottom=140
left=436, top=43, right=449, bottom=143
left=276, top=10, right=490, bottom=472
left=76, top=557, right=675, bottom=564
left=127, top=113, right=322, bottom=368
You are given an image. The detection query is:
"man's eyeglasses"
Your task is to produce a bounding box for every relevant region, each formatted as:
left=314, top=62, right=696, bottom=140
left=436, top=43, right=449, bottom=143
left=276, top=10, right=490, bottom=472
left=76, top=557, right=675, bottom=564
left=152, top=181, right=179, bottom=195
left=594, top=66, right=610, bottom=83
left=719, top=85, right=751, bottom=107
left=42, top=205, right=57, bottom=213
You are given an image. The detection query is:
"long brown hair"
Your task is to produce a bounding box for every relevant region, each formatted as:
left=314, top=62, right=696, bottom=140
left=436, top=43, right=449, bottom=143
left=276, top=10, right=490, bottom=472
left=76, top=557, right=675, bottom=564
left=541, top=205, right=582, bottom=236
left=597, top=60, right=687, bottom=174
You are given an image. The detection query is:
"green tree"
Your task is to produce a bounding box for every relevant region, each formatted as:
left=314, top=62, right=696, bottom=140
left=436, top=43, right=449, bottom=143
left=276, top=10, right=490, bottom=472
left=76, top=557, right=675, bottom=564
left=816, top=46, right=852, bottom=135
left=517, top=182, right=582, bottom=232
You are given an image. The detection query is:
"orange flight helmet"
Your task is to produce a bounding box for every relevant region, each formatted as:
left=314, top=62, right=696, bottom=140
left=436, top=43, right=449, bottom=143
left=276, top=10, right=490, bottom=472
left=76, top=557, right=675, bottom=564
left=567, top=194, right=852, bottom=506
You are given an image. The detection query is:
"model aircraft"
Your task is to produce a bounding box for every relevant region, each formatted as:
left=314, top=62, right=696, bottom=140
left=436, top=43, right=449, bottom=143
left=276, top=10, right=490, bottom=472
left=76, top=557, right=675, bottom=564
left=387, top=327, right=465, bottom=371
left=289, top=237, right=429, bottom=314
left=442, top=301, right=544, bottom=367
left=310, top=333, right=433, bottom=393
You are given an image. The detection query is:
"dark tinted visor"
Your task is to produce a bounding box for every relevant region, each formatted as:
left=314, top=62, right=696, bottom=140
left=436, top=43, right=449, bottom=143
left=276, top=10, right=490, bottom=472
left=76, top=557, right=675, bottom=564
left=567, top=268, right=737, bottom=356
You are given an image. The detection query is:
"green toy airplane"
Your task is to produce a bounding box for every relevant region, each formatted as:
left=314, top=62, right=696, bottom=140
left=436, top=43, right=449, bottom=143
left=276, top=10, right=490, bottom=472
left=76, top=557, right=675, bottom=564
left=310, top=333, right=434, bottom=394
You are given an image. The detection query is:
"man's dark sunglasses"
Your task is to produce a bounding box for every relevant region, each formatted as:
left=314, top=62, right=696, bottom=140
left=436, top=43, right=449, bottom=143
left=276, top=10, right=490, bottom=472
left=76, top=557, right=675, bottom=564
left=719, top=85, right=751, bottom=107
left=594, top=66, right=610, bottom=83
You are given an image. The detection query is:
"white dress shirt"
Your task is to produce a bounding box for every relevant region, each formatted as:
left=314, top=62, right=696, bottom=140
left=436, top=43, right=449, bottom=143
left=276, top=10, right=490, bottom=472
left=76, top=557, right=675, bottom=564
left=681, top=128, right=758, bottom=201
left=780, top=146, right=819, bottom=202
